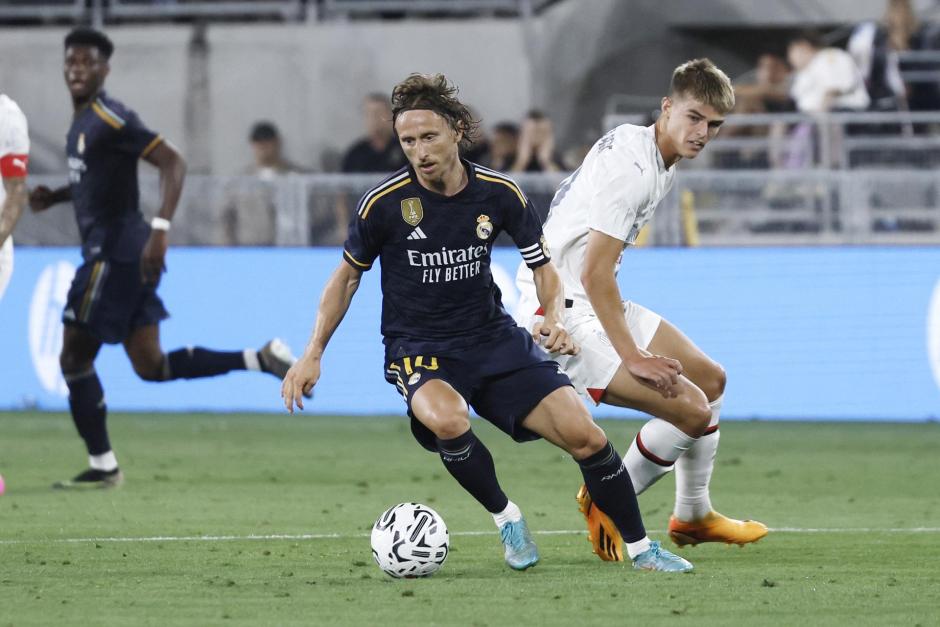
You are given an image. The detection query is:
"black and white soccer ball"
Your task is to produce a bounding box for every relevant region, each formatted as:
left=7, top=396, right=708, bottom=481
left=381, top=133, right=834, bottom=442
left=370, top=502, right=449, bottom=578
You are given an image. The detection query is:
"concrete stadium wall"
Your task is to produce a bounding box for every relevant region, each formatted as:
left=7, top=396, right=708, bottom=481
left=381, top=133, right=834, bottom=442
left=0, top=0, right=900, bottom=174
left=0, top=21, right=533, bottom=176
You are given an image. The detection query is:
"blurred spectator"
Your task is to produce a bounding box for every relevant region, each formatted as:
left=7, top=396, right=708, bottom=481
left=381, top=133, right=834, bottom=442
left=247, top=120, right=303, bottom=179
left=341, top=93, right=407, bottom=173
left=788, top=32, right=870, bottom=113
left=221, top=121, right=305, bottom=246
left=483, top=122, right=519, bottom=171
left=512, top=110, right=563, bottom=172
left=726, top=54, right=794, bottom=169
left=903, top=1, right=940, bottom=111
left=848, top=0, right=914, bottom=112
left=734, top=53, right=794, bottom=114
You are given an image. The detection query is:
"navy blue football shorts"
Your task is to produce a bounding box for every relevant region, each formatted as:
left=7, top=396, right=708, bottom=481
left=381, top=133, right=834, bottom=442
left=384, top=326, right=573, bottom=452
left=63, top=258, right=170, bottom=344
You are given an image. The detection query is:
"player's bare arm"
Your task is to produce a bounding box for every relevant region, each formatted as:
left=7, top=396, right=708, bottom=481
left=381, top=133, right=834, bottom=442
left=581, top=228, right=681, bottom=397
left=140, top=140, right=186, bottom=285
left=530, top=262, right=578, bottom=355
left=0, top=176, right=28, bottom=247
left=282, top=261, right=362, bottom=413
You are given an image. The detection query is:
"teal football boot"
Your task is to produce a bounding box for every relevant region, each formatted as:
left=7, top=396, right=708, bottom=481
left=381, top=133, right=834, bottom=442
left=499, top=518, right=539, bottom=570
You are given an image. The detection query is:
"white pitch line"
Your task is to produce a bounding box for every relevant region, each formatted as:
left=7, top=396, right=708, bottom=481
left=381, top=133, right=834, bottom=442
left=1, top=527, right=938, bottom=546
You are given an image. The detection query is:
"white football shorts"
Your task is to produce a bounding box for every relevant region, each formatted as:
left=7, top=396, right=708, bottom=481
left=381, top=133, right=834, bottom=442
left=516, top=299, right=662, bottom=404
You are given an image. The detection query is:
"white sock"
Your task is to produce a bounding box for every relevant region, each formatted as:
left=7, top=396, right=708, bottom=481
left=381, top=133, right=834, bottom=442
left=243, top=349, right=261, bottom=372
left=624, top=418, right=696, bottom=495
left=492, top=500, right=523, bottom=529
left=674, top=395, right=722, bottom=521
left=89, top=450, right=118, bottom=472
left=625, top=536, right=652, bottom=559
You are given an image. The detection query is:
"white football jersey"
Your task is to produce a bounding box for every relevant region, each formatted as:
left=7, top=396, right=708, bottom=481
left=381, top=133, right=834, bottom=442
left=516, top=123, right=675, bottom=308
left=0, top=94, right=30, bottom=206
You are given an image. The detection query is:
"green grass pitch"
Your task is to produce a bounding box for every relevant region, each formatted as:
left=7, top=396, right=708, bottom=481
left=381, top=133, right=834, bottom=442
left=0, top=412, right=938, bottom=626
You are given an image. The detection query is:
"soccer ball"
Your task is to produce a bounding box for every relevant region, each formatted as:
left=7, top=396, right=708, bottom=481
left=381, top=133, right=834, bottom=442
left=370, top=502, right=449, bottom=578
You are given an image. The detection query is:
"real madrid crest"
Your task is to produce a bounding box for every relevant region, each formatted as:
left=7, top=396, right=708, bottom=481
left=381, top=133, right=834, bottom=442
left=401, top=197, right=424, bottom=226
left=476, top=214, right=493, bottom=240
left=77, top=133, right=86, bottom=155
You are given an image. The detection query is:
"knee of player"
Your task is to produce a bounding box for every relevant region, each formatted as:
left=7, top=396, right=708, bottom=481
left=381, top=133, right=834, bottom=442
left=704, top=362, right=727, bottom=400
left=566, top=420, right=608, bottom=460
left=421, top=409, right=470, bottom=440
left=59, top=349, right=91, bottom=376
left=686, top=396, right=712, bottom=436
left=131, top=353, right=167, bottom=382
left=669, top=388, right=711, bottom=437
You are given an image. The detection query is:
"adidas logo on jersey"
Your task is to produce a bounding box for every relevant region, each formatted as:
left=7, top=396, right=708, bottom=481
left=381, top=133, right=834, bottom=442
left=406, top=227, right=428, bottom=240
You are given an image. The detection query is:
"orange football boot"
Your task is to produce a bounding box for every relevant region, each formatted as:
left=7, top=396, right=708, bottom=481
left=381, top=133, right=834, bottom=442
left=575, top=485, right=624, bottom=561
left=668, top=511, right=768, bottom=547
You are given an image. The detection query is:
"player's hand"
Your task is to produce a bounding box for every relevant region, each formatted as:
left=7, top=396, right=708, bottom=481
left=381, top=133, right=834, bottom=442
left=140, top=230, right=168, bottom=286
left=624, top=353, right=682, bottom=398
left=531, top=318, right=580, bottom=356
left=29, top=186, right=54, bottom=212
left=281, top=355, right=320, bottom=414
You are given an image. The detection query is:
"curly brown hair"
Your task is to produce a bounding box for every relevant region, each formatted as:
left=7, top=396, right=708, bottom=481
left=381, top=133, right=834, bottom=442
left=391, top=73, right=479, bottom=150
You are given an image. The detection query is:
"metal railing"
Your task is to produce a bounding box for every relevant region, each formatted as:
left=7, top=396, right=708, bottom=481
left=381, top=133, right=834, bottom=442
left=320, top=0, right=554, bottom=18
left=604, top=110, right=940, bottom=171
left=898, top=49, right=940, bottom=83
left=0, top=0, right=83, bottom=20
left=15, top=164, right=938, bottom=249
left=0, top=0, right=554, bottom=22
left=108, top=0, right=305, bottom=21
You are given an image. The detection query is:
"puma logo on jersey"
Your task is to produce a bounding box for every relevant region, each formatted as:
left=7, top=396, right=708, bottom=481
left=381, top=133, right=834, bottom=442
left=633, top=161, right=646, bottom=175
left=406, top=227, right=428, bottom=240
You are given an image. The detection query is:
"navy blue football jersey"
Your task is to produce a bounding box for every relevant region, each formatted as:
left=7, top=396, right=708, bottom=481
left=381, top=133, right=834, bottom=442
left=66, top=92, right=163, bottom=262
left=344, top=161, right=551, bottom=358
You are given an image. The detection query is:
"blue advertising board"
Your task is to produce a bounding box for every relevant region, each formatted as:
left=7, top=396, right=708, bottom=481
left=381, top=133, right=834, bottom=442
left=1, top=246, right=939, bottom=421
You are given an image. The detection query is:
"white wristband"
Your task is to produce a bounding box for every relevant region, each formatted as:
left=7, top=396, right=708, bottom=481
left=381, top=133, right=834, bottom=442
left=151, top=217, right=171, bottom=232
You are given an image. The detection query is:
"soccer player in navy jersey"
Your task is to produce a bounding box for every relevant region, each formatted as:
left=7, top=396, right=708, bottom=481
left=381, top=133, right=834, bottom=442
left=29, top=28, right=300, bottom=489
left=282, top=73, right=692, bottom=572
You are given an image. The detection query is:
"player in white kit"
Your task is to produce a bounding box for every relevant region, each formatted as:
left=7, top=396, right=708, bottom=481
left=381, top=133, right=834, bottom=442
left=516, top=59, right=767, bottom=561
left=0, top=94, right=30, bottom=301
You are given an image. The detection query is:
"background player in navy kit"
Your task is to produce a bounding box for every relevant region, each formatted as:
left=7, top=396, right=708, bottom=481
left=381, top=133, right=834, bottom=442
left=28, top=28, right=300, bottom=489
left=282, top=73, right=692, bottom=572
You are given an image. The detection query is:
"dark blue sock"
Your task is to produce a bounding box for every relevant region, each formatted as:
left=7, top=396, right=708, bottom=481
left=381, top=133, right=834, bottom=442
left=436, top=429, right=509, bottom=514
left=165, top=347, right=246, bottom=380
left=578, top=441, right=646, bottom=543
left=66, top=370, right=110, bottom=456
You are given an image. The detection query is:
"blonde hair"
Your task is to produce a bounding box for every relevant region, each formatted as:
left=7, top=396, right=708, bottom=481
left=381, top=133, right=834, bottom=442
left=670, top=58, right=735, bottom=114
left=884, top=0, right=918, bottom=51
